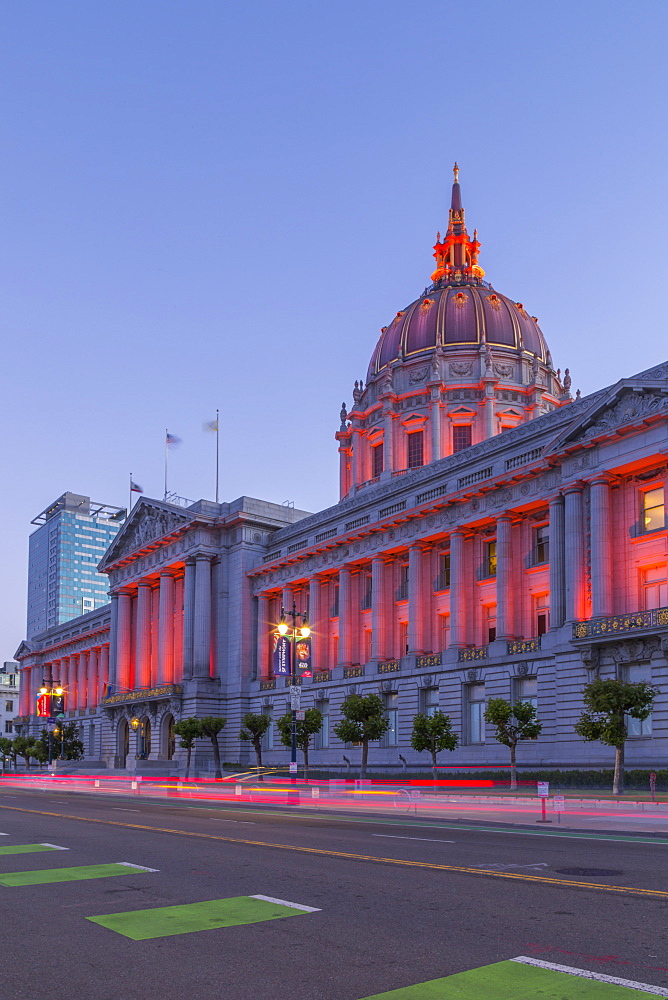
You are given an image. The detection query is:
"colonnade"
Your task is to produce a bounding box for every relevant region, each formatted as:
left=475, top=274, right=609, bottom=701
left=257, top=478, right=616, bottom=676
left=19, top=645, right=111, bottom=716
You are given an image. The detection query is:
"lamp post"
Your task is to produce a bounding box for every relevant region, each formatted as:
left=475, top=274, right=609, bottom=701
left=38, top=667, right=64, bottom=768
left=130, top=716, right=145, bottom=759
left=277, top=602, right=310, bottom=776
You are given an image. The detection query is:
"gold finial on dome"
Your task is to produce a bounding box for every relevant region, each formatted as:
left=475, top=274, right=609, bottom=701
left=453, top=162, right=459, bottom=183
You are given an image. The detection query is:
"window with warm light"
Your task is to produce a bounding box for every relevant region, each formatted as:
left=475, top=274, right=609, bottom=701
left=534, top=594, right=550, bottom=636
left=407, top=431, right=424, bottom=469
left=400, top=621, right=409, bottom=655
left=440, top=614, right=450, bottom=650
left=533, top=524, right=549, bottom=564
left=485, top=540, right=497, bottom=577
left=642, top=487, right=665, bottom=532
left=372, top=442, right=384, bottom=479
left=435, top=552, right=450, bottom=591
left=485, top=604, right=497, bottom=643
left=642, top=565, right=668, bottom=610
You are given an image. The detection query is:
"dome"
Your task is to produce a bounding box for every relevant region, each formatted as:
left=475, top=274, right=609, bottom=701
left=367, top=283, right=549, bottom=380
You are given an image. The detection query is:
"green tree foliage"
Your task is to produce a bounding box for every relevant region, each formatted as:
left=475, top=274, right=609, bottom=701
left=410, top=711, right=459, bottom=778
left=333, top=694, right=389, bottom=779
left=276, top=708, right=323, bottom=777
left=239, top=713, right=271, bottom=772
left=0, top=737, right=16, bottom=767
left=173, top=717, right=203, bottom=779
left=574, top=677, right=658, bottom=794
left=53, top=722, right=84, bottom=762
left=484, top=698, right=542, bottom=790
left=12, top=736, right=37, bottom=769
left=199, top=716, right=226, bottom=780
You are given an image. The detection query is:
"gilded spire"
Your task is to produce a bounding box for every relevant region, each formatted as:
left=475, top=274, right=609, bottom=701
left=430, top=165, right=485, bottom=283
left=453, top=162, right=459, bottom=183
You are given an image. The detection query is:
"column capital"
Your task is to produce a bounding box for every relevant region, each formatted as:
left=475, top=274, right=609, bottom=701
left=563, top=480, right=586, bottom=496
left=159, top=568, right=176, bottom=578
left=589, top=472, right=615, bottom=487
left=548, top=492, right=565, bottom=507
left=137, top=579, right=152, bottom=589
left=194, top=552, right=213, bottom=563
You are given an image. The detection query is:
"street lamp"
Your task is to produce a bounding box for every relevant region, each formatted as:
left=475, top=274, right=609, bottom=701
left=277, top=602, right=310, bottom=776
left=130, top=716, right=145, bottom=758
left=39, top=669, right=65, bottom=768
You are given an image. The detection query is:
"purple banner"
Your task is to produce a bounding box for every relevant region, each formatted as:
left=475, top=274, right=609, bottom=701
left=295, top=636, right=312, bottom=678
left=273, top=634, right=291, bottom=676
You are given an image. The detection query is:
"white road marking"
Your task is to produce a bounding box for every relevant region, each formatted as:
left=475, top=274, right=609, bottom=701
left=113, top=808, right=140, bottom=813
left=213, top=818, right=255, bottom=825
left=0, top=832, right=8, bottom=836
left=512, top=956, right=668, bottom=995
left=250, top=894, right=321, bottom=912
left=40, top=844, right=69, bottom=850
left=473, top=862, right=549, bottom=871
left=372, top=834, right=455, bottom=844
left=116, top=862, right=160, bottom=872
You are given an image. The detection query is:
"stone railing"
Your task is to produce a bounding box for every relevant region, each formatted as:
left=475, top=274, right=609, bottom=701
left=259, top=679, right=276, bottom=691
left=458, top=645, right=488, bottom=662
left=377, top=660, right=400, bottom=674
left=312, top=670, right=332, bottom=683
left=572, top=607, right=668, bottom=640
left=507, top=638, right=541, bottom=655
left=100, top=683, right=183, bottom=707
left=416, top=654, right=442, bottom=668
left=343, top=666, right=364, bottom=678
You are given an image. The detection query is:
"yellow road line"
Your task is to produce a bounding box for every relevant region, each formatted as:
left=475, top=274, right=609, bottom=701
left=0, top=802, right=665, bottom=900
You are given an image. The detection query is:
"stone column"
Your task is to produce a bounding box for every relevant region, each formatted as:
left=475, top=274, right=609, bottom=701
left=371, top=556, right=387, bottom=661
left=99, top=645, right=110, bottom=698
left=193, top=554, right=212, bottom=678
left=158, top=571, right=175, bottom=685
left=108, top=593, right=119, bottom=686
left=337, top=566, right=352, bottom=667
left=308, top=577, right=322, bottom=673
left=135, top=581, right=152, bottom=689
left=78, top=652, right=88, bottom=709
left=549, top=494, right=566, bottom=628
left=116, top=589, right=133, bottom=691
left=59, top=659, right=69, bottom=710
left=150, top=586, right=160, bottom=685
left=257, top=594, right=271, bottom=679
left=69, top=653, right=79, bottom=708
left=88, top=648, right=99, bottom=708
left=19, top=666, right=30, bottom=716
left=182, top=558, right=196, bottom=679
left=383, top=409, right=395, bottom=473
left=430, top=397, right=442, bottom=463
left=173, top=574, right=184, bottom=681
left=496, top=515, right=514, bottom=640
left=449, top=529, right=466, bottom=647
left=564, top=484, right=586, bottom=623
left=408, top=544, right=426, bottom=654
left=590, top=476, right=613, bottom=618
left=281, top=585, right=293, bottom=615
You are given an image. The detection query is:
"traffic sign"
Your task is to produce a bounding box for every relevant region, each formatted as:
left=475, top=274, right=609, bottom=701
left=537, top=781, right=550, bottom=797
left=46, top=718, right=57, bottom=732
left=296, top=710, right=305, bottom=720
left=290, top=686, right=301, bottom=710
left=553, top=795, right=565, bottom=812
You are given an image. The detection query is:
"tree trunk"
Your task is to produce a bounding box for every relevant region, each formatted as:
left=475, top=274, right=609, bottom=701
left=431, top=748, right=438, bottom=786
left=360, top=740, right=368, bottom=779
left=211, top=735, right=222, bottom=780
left=303, top=745, right=309, bottom=780
left=509, top=743, right=517, bottom=791
left=185, top=744, right=192, bottom=779
left=254, top=739, right=264, bottom=780
left=613, top=742, right=625, bottom=795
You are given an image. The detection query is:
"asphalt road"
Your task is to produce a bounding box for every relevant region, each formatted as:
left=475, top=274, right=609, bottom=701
left=1, top=786, right=667, bottom=1000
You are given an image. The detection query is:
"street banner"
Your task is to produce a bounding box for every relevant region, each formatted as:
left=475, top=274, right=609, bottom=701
left=295, top=636, right=312, bottom=678
left=36, top=693, right=50, bottom=717
left=273, top=634, right=291, bottom=676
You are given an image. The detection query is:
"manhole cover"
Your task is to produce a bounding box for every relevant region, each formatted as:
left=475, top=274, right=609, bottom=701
left=556, top=867, right=623, bottom=877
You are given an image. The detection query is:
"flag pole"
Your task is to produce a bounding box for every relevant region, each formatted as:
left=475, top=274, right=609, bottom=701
left=215, top=408, right=220, bottom=504
left=164, top=429, right=168, bottom=500
left=129, top=473, right=132, bottom=513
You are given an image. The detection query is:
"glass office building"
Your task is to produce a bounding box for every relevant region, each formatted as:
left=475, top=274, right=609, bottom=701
left=27, top=493, right=126, bottom=638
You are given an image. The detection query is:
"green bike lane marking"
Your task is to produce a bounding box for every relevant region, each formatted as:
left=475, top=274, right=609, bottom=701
left=0, top=861, right=158, bottom=886
left=359, top=957, right=668, bottom=998
left=0, top=843, right=68, bottom=856
left=87, top=894, right=320, bottom=940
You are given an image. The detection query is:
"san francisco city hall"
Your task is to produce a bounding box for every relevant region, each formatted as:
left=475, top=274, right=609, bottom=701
left=14, top=171, right=668, bottom=773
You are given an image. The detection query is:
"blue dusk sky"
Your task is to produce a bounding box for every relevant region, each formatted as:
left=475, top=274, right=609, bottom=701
left=1, top=1, right=667, bottom=659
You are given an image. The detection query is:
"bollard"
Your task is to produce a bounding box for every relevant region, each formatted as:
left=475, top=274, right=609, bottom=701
left=650, top=771, right=657, bottom=803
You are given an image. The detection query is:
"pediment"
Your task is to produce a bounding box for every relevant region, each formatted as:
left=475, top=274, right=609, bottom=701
left=98, top=498, right=195, bottom=570
left=14, top=640, right=33, bottom=659
left=545, top=379, right=668, bottom=455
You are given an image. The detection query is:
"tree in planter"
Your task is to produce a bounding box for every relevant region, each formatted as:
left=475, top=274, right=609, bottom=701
left=484, top=698, right=542, bottom=791
left=173, top=717, right=203, bottom=779
left=574, top=677, right=658, bottom=795
left=333, top=694, right=389, bottom=779
left=199, top=716, right=226, bottom=780
left=239, top=713, right=271, bottom=773
left=277, top=708, right=323, bottom=778
left=410, top=711, right=459, bottom=780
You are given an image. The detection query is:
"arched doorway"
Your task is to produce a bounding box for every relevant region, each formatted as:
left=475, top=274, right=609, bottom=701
left=163, top=714, right=176, bottom=760
left=117, top=718, right=129, bottom=767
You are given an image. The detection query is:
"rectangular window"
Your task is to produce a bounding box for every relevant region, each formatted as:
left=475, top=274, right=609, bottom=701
left=485, top=604, right=497, bottom=643
left=533, top=525, right=549, bottom=564
left=467, top=683, right=485, bottom=744
left=485, top=540, right=497, bottom=577
left=383, top=692, right=398, bottom=746
left=4, top=722, right=12, bottom=734
left=315, top=700, right=329, bottom=749
left=361, top=573, right=372, bottom=610
left=5, top=701, right=13, bottom=712
left=453, top=425, right=472, bottom=453
left=372, top=443, right=384, bottom=479
left=440, top=614, right=450, bottom=650
left=643, top=565, right=668, bottom=610
left=407, top=431, right=424, bottom=469
left=514, top=675, right=537, bottom=711
left=400, top=621, right=409, bottom=655
left=534, top=593, right=550, bottom=636
left=331, top=584, right=340, bottom=618
left=624, top=665, right=653, bottom=737
left=435, top=552, right=450, bottom=591
left=420, top=686, right=439, bottom=717
left=261, top=708, right=273, bottom=751
left=396, top=564, right=409, bottom=601
left=642, top=487, right=665, bottom=533
left=364, top=629, right=372, bottom=662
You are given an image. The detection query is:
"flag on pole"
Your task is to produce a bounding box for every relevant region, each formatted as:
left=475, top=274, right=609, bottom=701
left=203, top=419, right=218, bottom=432
left=166, top=432, right=182, bottom=446
left=130, top=480, right=144, bottom=493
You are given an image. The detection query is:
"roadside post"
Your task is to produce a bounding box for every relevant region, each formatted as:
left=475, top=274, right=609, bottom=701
left=553, top=794, right=565, bottom=825
left=536, top=781, right=552, bottom=823
left=650, top=771, right=657, bottom=803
